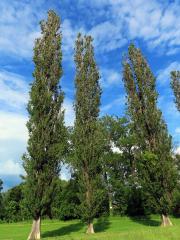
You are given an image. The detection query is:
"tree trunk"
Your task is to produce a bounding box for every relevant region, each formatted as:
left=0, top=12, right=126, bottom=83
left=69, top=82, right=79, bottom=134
left=27, top=217, right=41, bottom=240
left=161, top=214, right=173, bottom=227
left=104, top=172, right=113, bottom=216
left=109, top=195, right=113, bottom=216
left=86, top=223, right=95, bottom=234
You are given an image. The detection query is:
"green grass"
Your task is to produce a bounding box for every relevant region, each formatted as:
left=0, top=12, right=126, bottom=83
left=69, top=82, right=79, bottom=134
left=0, top=216, right=180, bottom=240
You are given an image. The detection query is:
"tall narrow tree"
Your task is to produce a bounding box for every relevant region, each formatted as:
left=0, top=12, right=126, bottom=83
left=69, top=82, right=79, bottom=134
left=72, top=33, right=104, bottom=233
left=23, top=10, right=66, bottom=240
left=171, top=71, right=180, bottom=111
left=123, top=44, right=177, bottom=226
left=0, top=179, right=3, bottom=219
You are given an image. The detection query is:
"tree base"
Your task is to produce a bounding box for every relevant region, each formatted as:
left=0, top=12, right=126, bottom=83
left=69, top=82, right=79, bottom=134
left=161, top=214, right=173, bottom=227
left=27, top=218, right=41, bottom=240
left=86, top=223, right=95, bottom=234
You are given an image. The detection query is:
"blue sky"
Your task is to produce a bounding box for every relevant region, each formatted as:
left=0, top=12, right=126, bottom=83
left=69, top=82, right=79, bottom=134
left=0, top=0, right=180, bottom=190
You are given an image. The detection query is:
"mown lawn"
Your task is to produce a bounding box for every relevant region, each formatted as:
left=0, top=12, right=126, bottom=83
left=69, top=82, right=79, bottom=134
left=0, top=215, right=180, bottom=240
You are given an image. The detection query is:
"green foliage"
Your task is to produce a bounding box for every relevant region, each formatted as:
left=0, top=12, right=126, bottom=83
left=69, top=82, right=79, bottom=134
left=172, top=188, right=180, bottom=216
left=1, top=184, right=30, bottom=222
left=123, top=43, right=177, bottom=216
left=126, top=187, right=147, bottom=216
left=51, top=178, right=80, bottom=220
left=72, top=33, right=105, bottom=225
left=100, top=116, right=147, bottom=216
left=172, top=154, right=180, bottom=216
left=22, top=10, right=67, bottom=220
left=0, top=179, right=4, bottom=220
left=0, top=179, right=2, bottom=192
left=5, top=200, right=19, bottom=222
left=171, top=71, right=180, bottom=111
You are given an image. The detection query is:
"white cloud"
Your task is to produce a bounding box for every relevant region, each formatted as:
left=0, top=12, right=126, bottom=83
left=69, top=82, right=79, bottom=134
left=111, top=142, right=122, bottom=153
left=157, top=62, right=180, bottom=86
left=89, top=21, right=127, bottom=52
left=0, top=99, right=74, bottom=183
left=62, top=19, right=86, bottom=61
left=175, top=128, right=180, bottom=134
left=63, top=98, right=75, bottom=126
left=0, top=159, right=24, bottom=176
left=78, top=0, right=180, bottom=55
left=60, top=164, right=71, bottom=181
left=101, top=68, right=122, bottom=88
left=166, top=47, right=180, bottom=56
left=0, top=1, right=42, bottom=58
left=1, top=0, right=179, bottom=60
left=0, top=70, right=29, bottom=109
left=62, top=19, right=76, bottom=53
left=174, top=146, right=180, bottom=155
left=0, top=111, right=28, bottom=141
left=101, top=95, right=125, bottom=113
left=0, top=1, right=85, bottom=62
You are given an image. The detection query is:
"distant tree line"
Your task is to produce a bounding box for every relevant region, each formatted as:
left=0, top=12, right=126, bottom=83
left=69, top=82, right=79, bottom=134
left=0, top=156, right=180, bottom=223
left=0, top=9, right=180, bottom=240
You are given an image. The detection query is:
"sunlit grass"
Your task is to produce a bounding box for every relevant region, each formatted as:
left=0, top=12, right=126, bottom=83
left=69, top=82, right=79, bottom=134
left=0, top=215, right=180, bottom=240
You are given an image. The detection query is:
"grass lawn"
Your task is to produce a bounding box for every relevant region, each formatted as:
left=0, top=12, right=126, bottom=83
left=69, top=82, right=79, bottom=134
left=0, top=215, right=180, bottom=240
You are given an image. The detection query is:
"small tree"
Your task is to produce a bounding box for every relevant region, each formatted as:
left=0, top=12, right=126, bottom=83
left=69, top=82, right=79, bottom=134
left=171, top=71, right=180, bottom=111
left=123, top=44, right=177, bottom=226
left=72, top=33, right=104, bottom=233
left=23, top=10, right=66, bottom=240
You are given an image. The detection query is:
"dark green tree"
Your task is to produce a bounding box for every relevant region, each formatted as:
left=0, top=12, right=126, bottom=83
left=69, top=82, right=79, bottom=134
left=7, top=185, right=22, bottom=222
left=0, top=179, right=3, bottom=219
left=23, top=10, right=66, bottom=240
left=100, top=116, right=146, bottom=216
left=123, top=44, right=177, bottom=226
left=72, top=33, right=104, bottom=233
left=171, top=71, right=180, bottom=111
left=100, top=116, right=129, bottom=215
left=0, top=183, right=31, bottom=222
left=0, top=179, right=2, bottom=191
left=51, top=177, right=80, bottom=220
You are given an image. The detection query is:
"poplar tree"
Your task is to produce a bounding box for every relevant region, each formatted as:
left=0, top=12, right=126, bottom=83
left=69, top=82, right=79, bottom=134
left=171, top=71, right=180, bottom=111
left=23, top=10, right=66, bottom=240
left=123, top=44, right=177, bottom=226
left=0, top=179, right=3, bottom=218
left=72, top=33, right=104, bottom=233
left=0, top=179, right=2, bottom=193
left=0, top=179, right=3, bottom=204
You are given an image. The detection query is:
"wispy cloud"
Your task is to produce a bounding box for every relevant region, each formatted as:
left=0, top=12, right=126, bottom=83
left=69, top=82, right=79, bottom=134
left=101, top=95, right=125, bottom=113
left=62, top=19, right=86, bottom=61
left=78, top=0, right=180, bottom=55
left=0, top=70, right=29, bottom=110
left=0, top=111, right=28, bottom=141
left=1, top=0, right=179, bottom=61
left=0, top=110, right=27, bottom=188
left=175, top=128, right=180, bottom=134
left=174, top=146, right=180, bottom=155
left=101, top=68, right=122, bottom=88
left=89, top=21, right=127, bottom=53
left=63, top=98, right=75, bottom=126
left=0, top=159, right=24, bottom=176
left=0, top=0, right=42, bottom=59
left=0, top=1, right=86, bottom=61
left=157, top=62, right=180, bottom=86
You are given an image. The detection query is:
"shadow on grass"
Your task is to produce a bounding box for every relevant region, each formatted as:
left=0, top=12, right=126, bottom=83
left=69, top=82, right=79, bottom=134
left=42, top=216, right=110, bottom=238
left=130, top=215, right=160, bottom=227
left=42, top=222, right=84, bottom=238
left=94, top=216, right=111, bottom=232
